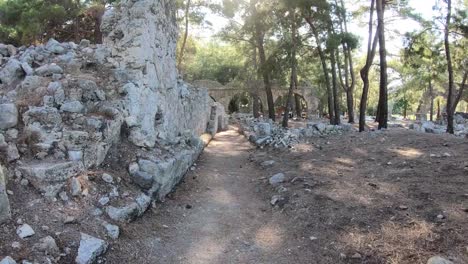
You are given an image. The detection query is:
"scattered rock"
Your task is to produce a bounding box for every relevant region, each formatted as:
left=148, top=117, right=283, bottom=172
left=269, top=173, right=285, bottom=185
left=0, top=104, right=18, bottom=130
left=398, top=205, right=408, bottom=210
left=33, top=236, right=59, bottom=256
left=75, top=233, right=108, bottom=264
left=260, top=160, right=275, bottom=167
left=98, top=196, right=110, bottom=206
left=351, top=253, right=362, bottom=259
left=16, top=224, right=35, bottom=239
left=103, top=222, right=120, bottom=239
left=427, top=256, right=454, bottom=264
left=0, top=256, right=16, bottom=264
left=101, top=173, right=114, bottom=184
left=58, top=191, right=69, bottom=201
left=70, top=178, right=82, bottom=196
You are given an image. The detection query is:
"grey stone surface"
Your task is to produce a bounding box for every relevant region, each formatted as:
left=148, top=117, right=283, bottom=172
left=269, top=173, right=285, bottom=185
left=19, top=162, right=84, bottom=197
left=0, top=165, right=10, bottom=223
left=16, top=224, right=35, bottom=239
left=103, top=222, right=120, bottom=239
left=0, top=256, right=16, bottom=264
left=75, top=233, right=108, bottom=264
left=426, top=256, right=453, bottom=264
left=0, top=104, right=18, bottom=130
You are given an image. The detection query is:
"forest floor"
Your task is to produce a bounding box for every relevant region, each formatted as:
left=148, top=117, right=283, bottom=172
left=106, top=126, right=468, bottom=264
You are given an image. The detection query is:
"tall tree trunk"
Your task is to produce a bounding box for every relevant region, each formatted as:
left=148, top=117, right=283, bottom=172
left=376, top=0, right=388, bottom=129
left=283, top=10, right=297, bottom=128
left=306, top=17, right=334, bottom=124
left=429, top=78, right=434, bottom=121
left=177, top=0, right=191, bottom=73
left=252, top=42, right=260, bottom=118
left=437, top=99, right=441, bottom=121
left=359, top=0, right=378, bottom=132
left=444, top=0, right=454, bottom=133
left=252, top=2, right=275, bottom=121
left=330, top=49, right=341, bottom=125
left=336, top=0, right=356, bottom=123
left=295, top=94, right=302, bottom=117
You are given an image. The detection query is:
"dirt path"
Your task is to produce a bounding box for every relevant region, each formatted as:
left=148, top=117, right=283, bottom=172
left=106, top=129, right=305, bottom=264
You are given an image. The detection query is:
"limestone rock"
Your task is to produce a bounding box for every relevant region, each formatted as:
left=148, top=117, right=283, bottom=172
left=33, top=236, right=59, bottom=256
left=60, top=101, right=84, bottom=113
left=101, top=173, right=114, bottom=184
left=103, top=222, right=120, bottom=239
left=260, top=160, right=275, bottom=168
left=16, top=224, right=35, bottom=239
left=0, top=256, right=16, bottom=264
left=19, top=162, right=84, bottom=197
left=106, top=193, right=151, bottom=222
left=0, top=165, right=10, bottom=223
left=71, top=177, right=82, bottom=197
left=269, top=173, right=285, bottom=185
left=0, top=59, right=24, bottom=84
left=0, top=104, right=18, bottom=130
left=35, top=63, right=63, bottom=76
left=75, top=233, right=108, bottom=264
left=131, top=171, right=153, bottom=189
left=427, top=256, right=453, bottom=264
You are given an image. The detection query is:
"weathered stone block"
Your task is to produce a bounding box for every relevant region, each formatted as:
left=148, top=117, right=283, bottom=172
left=0, top=165, right=11, bottom=223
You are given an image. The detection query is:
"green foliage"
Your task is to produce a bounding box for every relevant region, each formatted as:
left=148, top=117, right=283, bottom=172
left=183, top=40, right=245, bottom=85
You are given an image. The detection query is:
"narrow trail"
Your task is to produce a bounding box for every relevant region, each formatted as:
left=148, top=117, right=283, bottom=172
left=106, top=129, right=300, bottom=264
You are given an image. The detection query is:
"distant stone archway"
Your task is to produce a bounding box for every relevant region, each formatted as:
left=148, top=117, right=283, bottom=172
left=192, top=80, right=319, bottom=118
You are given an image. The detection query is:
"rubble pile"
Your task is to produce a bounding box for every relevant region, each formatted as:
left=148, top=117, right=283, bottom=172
left=236, top=115, right=354, bottom=148
left=409, top=114, right=468, bottom=137
left=0, top=0, right=228, bottom=262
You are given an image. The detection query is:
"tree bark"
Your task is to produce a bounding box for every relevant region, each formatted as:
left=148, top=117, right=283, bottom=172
left=253, top=2, right=275, bottom=121
left=376, top=0, right=388, bottom=129
left=282, top=10, right=297, bottom=128
left=429, top=78, right=434, bottom=121
left=177, top=0, right=191, bottom=73
left=336, top=0, right=356, bottom=123
left=252, top=42, right=260, bottom=118
left=330, top=48, right=341, bottom=125
left=444, top=0, right=454, bottom=133
left=305, top=17, right=334, bottom=124
left=295, top=94, right=302, bottom=117
left=359, top=0, right=378, bottom=132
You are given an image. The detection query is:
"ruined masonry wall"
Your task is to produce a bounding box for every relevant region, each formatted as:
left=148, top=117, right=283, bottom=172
left=101, top=0, right=214, bottom=148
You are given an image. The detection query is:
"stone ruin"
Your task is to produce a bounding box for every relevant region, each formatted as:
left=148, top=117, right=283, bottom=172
left=234, top=114, right=354, bottom=148
left=0, top=0, right=226, bottom=230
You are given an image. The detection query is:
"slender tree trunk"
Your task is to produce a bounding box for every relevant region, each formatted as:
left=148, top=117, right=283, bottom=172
left=252, top=2, right=275, bottom=121
left=453, top=71, right=468, bottom=113
left=437, top=99, right=441, bottom=121
left=444, top=0, right=454, bottom=133
left=376, top=0, right=388, bottom=129
left=359, top=0, right=378, bottom=132
left=283, top=10, right=297, bottom=128
left=306, top=18, right=334, bottom=124
left=330, top=49, right=341, bottom=125
left=336, top=0, right=356, bottom=123
left=252, top=42, right=260, bottom=118
left=429, top=78, right=434, bottom=121
left=177, top=0, right=191, bottom=73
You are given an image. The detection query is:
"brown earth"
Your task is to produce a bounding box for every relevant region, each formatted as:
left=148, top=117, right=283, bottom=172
left=106, top=127, right=468, bottom=264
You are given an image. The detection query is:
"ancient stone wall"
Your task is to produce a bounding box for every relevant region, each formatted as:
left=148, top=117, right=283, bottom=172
left=0, top=0, right=227, bottom=205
